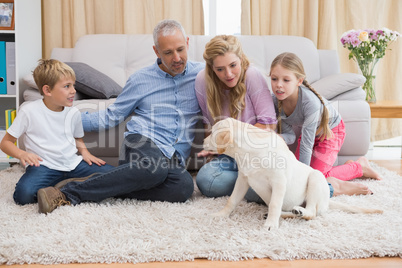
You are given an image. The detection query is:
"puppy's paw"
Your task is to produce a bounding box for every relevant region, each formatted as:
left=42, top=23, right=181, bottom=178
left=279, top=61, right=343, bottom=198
left=263, top=220, right=279, bottom=231
left=210, top=210, right=230, bottom=218
left=292, top=206, right=305, bottom=217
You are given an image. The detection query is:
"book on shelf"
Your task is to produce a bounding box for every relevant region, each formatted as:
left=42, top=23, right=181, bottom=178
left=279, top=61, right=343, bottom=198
left=0, top=41, right=15, bottom=95
left=4, top=108, right=16, bottom=159
left=5, top=108, right=15, bottom=129
left=0, top=41, right=6, bottom=94
left=6, top=42, right=16, bottom=95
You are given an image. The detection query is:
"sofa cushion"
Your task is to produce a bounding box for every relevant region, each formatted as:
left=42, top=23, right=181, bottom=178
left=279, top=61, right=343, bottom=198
left=312, top=73, right=366, bottom=100
left=262, top=36, right=321, bottom=83
left=22, top=87, right=88, bottom=102
left=22, top=62, right=123, bottom=99
left=22, top=73, right=38, bottom=89
left=22, top=87, right=42, bottom=101
left=65, top=62, right=123, bottom=99
left=71, top=35, right=129, bottom=87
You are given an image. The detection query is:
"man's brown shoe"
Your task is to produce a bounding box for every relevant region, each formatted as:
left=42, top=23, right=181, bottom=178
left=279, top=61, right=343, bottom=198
left=37, top=187, right=70, bottom=214
left=54, top=173, right=100, bottom=189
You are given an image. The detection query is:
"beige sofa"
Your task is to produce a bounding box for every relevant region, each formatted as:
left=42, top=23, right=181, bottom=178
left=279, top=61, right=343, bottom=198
left=22, top=34, right=371, bottom=169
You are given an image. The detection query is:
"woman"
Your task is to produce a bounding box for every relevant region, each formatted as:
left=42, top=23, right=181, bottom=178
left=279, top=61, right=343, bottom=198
left=195, top=35, right=277, bottom=202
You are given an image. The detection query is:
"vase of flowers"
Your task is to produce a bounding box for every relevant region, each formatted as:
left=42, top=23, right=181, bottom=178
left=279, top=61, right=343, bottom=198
left=340, top=28, right=400, bottom=103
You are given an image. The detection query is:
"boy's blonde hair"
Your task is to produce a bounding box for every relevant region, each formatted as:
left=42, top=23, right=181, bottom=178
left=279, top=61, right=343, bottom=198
left=33, top=59, right=76, bottom=95
left=270, top=52, right=332, bottom=141
left=203, top=35, right=250, bottom=123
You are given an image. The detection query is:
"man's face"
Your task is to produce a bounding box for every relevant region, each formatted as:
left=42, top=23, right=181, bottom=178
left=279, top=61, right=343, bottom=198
left=153, top=30, right=189, bottom=76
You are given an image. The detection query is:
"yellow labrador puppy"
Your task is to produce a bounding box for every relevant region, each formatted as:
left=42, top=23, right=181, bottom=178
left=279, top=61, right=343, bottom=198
left=204, top=118, right=382, bottom=230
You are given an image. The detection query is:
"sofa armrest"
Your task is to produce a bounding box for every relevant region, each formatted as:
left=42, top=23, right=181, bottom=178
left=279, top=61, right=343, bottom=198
left=330, top=87, right=366, bottom=101
left=50, top=48, right=74, bottom=62
left=331, top=100, right=371, bottom=157
left=318, top=49, right=341, bottom=78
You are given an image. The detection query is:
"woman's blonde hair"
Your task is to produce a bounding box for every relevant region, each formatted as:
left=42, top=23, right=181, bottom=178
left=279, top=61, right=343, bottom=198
left=270, top=52, right=332, bottom=141
left=33, top=59, right=75, bottom=95
left=203, top=35, right=250, bottom=123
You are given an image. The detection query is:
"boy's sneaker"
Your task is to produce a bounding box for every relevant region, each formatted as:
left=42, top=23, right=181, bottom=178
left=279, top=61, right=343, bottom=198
left=37, top=187, right=70, bottom=214
left=54, top=173, right=100, bottom=189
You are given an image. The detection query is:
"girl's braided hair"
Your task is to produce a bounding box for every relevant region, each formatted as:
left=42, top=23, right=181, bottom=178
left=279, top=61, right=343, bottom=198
left=270, top=52, right=332, bottom=141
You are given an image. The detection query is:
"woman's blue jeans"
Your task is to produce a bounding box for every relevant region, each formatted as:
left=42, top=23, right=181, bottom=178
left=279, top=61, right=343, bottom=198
left=196, top=154, right=265, bottom=204
left=13, top=160, right=114, bottom=205
left=60, top=134, right=194, bottom=205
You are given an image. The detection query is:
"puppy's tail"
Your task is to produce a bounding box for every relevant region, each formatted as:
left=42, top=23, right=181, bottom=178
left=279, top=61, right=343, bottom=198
left=329, top=200, right=383, bottom=214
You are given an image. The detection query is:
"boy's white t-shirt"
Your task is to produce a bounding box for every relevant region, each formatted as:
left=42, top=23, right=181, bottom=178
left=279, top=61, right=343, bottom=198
left=7, top=99, right=84, bottom=171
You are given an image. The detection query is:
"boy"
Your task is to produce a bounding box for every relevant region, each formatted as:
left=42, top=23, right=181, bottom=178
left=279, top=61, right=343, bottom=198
left=0, top=59, right=113, bottom=206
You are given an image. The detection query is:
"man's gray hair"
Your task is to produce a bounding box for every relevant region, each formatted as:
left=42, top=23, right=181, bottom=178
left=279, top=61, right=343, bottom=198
left=153, top=19, right=187, bottom=48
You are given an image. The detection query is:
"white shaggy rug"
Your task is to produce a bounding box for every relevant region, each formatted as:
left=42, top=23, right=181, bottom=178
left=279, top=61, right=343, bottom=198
left=0, top=163, right=401, bottom=265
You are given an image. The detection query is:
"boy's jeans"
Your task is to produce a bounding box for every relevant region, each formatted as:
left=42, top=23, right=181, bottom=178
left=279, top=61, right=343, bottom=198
left=14, top=160, right=114, bottom=205
left=61, top=134, right=194, bottom=205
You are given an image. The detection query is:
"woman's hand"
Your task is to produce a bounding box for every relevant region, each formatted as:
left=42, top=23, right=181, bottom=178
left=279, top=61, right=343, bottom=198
left=197, top=150, right=217, bottom=157
left=197, top=150, right=219, bottom=163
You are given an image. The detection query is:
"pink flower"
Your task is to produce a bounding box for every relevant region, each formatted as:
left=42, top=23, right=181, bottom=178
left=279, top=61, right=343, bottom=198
left=352, top=38, right=361, bottom=47
left=340, top=37, right=346, bottom=45
left=370, top=33, right=378, bottom=41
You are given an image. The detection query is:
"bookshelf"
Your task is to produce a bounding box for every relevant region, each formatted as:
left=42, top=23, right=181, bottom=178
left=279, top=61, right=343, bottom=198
left=0, top=0, right=41, bottom=163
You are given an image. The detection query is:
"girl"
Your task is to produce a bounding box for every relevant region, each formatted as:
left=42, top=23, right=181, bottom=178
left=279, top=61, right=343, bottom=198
left=270, top=52, right=381, bottom=196
left=195, top=35, right=277, bottom=202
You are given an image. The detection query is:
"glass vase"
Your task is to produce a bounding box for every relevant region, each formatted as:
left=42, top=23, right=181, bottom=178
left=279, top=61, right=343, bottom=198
left=356, top=57, right=380, bottom=103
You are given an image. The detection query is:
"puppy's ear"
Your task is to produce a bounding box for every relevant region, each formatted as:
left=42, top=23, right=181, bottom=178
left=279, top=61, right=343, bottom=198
left=216, top=130, right=232, bottom=154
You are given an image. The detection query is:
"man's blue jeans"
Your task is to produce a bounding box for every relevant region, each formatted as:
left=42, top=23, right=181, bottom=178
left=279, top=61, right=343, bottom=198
left=61, top=134, right=194, bottom=205
left=14, top=160, right=114, bottom=205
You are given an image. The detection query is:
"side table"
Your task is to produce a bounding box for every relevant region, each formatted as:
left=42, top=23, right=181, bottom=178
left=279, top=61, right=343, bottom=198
left=369, top=100, right=402, bottom=158
left=369, top=100, right=402, bottom=118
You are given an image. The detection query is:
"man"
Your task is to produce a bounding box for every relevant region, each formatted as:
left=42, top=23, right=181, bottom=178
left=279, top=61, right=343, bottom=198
left=37, top=19, right=205, bottom=214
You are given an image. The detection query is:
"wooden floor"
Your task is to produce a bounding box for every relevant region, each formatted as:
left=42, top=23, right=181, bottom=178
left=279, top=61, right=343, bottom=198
left=3, top=159, right=402, bottom=268
left=4, top=257, right=402, bottom=268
